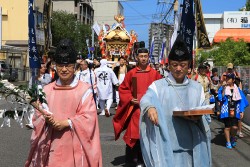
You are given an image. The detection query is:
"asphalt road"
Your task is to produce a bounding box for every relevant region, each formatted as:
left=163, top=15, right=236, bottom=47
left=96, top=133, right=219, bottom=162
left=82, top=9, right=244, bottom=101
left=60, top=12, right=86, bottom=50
left=0, top=107, right=250, bottom=167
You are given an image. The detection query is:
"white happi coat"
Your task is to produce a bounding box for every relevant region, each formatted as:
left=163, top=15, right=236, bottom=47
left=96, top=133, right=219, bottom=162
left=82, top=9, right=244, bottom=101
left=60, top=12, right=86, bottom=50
left=94, top=60, right=118, bottom=100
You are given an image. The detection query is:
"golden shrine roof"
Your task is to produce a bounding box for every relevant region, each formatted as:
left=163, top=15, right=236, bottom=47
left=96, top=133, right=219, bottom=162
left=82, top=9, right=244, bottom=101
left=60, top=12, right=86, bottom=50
left=103, top=24, right=130, bottom=41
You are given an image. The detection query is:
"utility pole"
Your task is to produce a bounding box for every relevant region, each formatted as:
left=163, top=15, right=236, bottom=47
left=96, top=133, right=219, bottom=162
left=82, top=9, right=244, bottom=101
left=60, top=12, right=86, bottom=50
left=150, top=0, right=176, bottom=63
left=91, top=28, right=94, bottom=60
left=0, top=6, right=2, bottom=50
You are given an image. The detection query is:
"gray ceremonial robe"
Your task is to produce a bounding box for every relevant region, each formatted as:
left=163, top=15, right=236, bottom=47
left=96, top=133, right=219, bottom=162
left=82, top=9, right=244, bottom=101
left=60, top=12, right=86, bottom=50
left=140, top=73, right=211, bottom=167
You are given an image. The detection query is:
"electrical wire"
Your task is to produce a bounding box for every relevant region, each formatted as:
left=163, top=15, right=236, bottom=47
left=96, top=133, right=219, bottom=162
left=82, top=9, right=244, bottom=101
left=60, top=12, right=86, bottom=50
left=92, top=0, right=143, bottom=3
left=123, top=1, right=151, bottom=20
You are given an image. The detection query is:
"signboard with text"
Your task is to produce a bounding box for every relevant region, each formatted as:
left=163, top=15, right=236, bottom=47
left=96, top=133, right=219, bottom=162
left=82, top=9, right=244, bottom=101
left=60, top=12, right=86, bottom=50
left=224, top=11, right=250, bottom=28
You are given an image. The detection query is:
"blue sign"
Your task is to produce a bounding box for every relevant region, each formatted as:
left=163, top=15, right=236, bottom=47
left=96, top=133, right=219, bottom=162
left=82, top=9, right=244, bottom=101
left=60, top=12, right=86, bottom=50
left=28, top=0, right=41, bottom=68
left=87, top=53, right=92, bottom=59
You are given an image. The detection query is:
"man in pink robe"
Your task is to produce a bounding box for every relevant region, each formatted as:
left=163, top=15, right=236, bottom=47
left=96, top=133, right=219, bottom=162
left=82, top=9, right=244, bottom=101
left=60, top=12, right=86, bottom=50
left=25, top=39, right=102, bottom=167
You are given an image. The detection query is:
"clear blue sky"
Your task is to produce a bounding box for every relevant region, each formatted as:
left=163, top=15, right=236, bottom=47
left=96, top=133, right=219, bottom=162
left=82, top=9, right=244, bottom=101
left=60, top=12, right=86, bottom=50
left=120, top=0, right=247, bottom=46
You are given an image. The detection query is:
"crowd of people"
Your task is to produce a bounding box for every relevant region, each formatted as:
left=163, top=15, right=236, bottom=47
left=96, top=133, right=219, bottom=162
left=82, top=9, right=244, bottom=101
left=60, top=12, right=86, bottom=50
left=24, top=37, right=249, bottom=167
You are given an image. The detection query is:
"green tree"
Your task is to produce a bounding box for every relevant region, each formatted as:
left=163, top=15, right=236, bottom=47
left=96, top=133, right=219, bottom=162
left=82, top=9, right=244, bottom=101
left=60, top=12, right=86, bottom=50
left=198, top=38, right=250, bottom=66
left=246, top=0, right=250, bottom=10
left=51, top=10, right=92, bottom=56
left=239, top=0, right=250, bottom=11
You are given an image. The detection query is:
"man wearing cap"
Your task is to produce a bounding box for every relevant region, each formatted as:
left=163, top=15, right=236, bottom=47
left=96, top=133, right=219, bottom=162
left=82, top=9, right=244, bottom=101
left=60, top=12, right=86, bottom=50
left=139, top=36, right=211, bottom=167
left=192, top=63, right=211, bottom=102
left=221, top=63, right=240, bottom=84
left=25, top=39, right=102, bottom=167
left=210, top=76, right=220, bottom=116
left=113, top=47, right=162, bottom=166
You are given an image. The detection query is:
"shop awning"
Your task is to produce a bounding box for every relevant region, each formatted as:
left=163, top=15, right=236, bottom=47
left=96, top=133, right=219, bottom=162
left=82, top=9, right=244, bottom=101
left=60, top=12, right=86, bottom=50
left=213, top=29, right=250, bottom=43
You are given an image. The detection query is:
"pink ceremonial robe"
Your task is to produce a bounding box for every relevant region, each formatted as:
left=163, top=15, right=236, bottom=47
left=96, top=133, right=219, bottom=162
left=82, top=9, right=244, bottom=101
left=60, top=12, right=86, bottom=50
left=25, top=81, right=102, bottom=167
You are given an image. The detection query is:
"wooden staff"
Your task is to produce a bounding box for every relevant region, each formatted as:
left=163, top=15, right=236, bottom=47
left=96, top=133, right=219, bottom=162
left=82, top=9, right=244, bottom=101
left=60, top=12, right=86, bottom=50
left=125, top=77, right=137, bottom=121
left=132, top=77, right=137, bottom=99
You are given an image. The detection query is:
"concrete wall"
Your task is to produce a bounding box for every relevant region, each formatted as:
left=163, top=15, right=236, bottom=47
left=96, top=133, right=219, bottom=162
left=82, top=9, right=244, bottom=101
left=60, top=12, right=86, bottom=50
left=92, top=0, right=122, bottom=26
left=243, top=95, right=250, bottom=126
left=53, top=1, right=75, bottom=14
left=204, top=14, right=223, bottom=43
left=0, top=0, right=46, bottom=42
left=0, top=0, right=28, bottom=41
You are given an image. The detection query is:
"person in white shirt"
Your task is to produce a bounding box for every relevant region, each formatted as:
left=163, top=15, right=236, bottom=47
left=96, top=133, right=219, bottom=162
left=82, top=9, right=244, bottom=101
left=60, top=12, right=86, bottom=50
left=94, top=59, right=119, bottom=117
left=75, top=59, right=97, bottom=104
left=26, top=62, right=52, bottom=129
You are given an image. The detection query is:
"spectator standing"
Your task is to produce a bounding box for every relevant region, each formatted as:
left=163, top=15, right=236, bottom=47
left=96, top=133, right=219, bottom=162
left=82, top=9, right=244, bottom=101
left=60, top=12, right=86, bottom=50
left=218, top=73, right=247, bottom=149
left=46, top=60, right=58, bottom=82
left=221, top=63, right=240, bottom=84
left=210, top=76, right=221, bottom=116
left=75, top=59, right=97, bottom=104
left=113, top=56, right=131, bottom=109
left=187, top=67, right=193, bottom=79
left=26, top=62, right=52, bottom=129
left=192, top=63, right=211, bottom=102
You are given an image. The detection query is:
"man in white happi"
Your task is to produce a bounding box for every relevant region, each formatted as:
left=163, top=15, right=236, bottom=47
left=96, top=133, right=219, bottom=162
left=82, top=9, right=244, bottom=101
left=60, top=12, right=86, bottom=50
left=95, top=59, right=119, bottom=117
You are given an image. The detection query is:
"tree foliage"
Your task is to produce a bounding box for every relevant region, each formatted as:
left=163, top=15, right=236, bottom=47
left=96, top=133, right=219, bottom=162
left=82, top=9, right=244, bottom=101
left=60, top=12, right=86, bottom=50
left=246, top=0, right=250, bottom=11
left=239, top=0, right=250, bottom=11
left=51, top=10, right=92, bottom=56
left=198, top=38, right=250, bottom=66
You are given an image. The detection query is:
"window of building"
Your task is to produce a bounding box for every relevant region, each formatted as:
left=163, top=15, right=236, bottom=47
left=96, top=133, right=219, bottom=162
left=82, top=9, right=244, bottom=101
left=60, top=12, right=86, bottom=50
left=36, top=11, right=43, bottom=29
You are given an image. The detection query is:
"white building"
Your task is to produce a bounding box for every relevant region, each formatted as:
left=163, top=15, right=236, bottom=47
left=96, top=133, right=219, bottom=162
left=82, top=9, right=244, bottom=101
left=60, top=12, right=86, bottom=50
left=53, top=0, right=94, bottom=25
left=203, top=14, right=223, bottom=43
left=204, top=11, right=250, bottom=44
left=92, top=0, right=124, bottom=27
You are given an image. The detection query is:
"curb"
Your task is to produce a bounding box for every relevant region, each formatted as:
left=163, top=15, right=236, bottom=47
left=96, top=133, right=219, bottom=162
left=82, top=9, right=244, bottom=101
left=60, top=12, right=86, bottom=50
left=242, top=122, right=250, bottom=136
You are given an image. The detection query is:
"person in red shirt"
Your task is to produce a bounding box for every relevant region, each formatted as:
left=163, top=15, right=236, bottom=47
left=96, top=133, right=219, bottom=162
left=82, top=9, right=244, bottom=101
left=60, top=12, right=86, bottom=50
left=113, top=48, right=162, bottom=166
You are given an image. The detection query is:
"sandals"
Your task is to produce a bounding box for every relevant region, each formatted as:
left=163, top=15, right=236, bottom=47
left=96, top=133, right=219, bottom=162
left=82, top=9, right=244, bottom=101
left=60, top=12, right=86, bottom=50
left=238, top=132, right=244, bottom=138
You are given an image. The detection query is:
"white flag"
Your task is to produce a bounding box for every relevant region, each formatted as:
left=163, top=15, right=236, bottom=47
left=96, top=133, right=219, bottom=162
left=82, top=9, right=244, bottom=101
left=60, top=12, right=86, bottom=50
left=102, top=24, right=107, bottom=34
left=170, top=14, right=180, bottom=49
left=92, top=21, right=101, bottom=36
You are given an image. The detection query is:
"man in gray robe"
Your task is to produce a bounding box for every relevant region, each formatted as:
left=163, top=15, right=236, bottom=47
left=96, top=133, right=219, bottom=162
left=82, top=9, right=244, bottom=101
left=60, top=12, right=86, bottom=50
left=140, top=36, right=211, bottom=167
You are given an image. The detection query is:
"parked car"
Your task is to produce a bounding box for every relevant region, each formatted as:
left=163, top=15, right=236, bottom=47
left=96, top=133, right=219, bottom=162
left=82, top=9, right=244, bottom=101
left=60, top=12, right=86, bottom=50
left=0, top=62, right=18, bottom=82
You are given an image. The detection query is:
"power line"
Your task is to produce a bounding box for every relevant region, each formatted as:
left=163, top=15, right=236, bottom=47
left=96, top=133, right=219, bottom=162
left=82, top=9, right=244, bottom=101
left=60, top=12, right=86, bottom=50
left=122, top=2, right=151, bottom=20
left=94, top=14, right=154, bottom=18
left=92, top=0, right=143, bottom=3
left=160, top=1, right=174, bottom=23
left=126, top=22, right=151, bottom=25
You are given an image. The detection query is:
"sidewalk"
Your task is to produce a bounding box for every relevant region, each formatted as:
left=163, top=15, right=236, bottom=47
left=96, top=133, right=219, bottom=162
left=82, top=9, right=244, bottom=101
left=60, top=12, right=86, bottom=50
left=242, top=122, right=250, bottom=136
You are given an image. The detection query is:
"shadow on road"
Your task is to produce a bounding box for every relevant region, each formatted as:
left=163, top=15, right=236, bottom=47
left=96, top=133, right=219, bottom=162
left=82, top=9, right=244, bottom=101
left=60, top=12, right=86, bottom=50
left=111, top=155, right=126, bottom=166
left=211, top=128, right=225, bottom=147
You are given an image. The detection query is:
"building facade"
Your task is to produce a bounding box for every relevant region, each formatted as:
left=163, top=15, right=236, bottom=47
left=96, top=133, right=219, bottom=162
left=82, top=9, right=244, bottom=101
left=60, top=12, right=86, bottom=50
left=203, top=14, right=223, bottom=43
left=0, top=0, right=51, bottom=81
left=204, top=11, right=250, bottom=44
left=92, top=0, right=124, bottom=27
left=53, top=0, right=94, bottom=25
left=148, top=23, right=173, bottom=63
